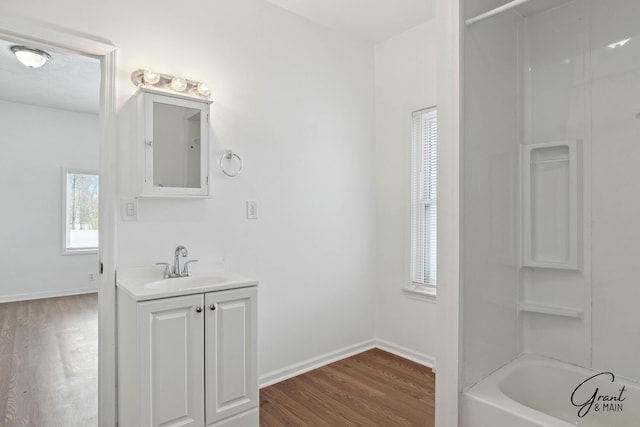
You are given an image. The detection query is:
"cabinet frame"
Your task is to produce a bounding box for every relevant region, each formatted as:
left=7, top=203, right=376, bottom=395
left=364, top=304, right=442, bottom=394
left=136, top=87, right=212, bottom=198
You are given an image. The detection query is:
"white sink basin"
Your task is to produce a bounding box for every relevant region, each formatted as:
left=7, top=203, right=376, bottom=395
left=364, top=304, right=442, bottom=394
left=116, top=267, right=258, bottom=301
left=145, top=276, right=227, bottom=290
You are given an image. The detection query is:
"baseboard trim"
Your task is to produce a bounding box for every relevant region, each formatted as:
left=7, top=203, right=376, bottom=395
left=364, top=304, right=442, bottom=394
left=0, top=287, right=99, bottom=303
left=259, top=338, right=436, bottom=388
left=259, top=339, right=376, bottom=388
left=374, top=338, right=436, bottom=369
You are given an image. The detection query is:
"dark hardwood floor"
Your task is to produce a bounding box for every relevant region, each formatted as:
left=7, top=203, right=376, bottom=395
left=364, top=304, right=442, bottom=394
left=0, top=295, right=434, bottom=426
left=260, top=348, right=435, bottom=427
left=0, top=293, right=98, bottom=427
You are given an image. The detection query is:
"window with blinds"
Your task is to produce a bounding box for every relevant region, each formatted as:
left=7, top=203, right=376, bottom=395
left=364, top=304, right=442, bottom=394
left=411, top=108, right=437, bottom=289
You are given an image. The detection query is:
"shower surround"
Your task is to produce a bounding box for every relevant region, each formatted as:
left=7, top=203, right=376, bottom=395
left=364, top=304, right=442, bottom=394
left=462, top=0, right=640, bottom=424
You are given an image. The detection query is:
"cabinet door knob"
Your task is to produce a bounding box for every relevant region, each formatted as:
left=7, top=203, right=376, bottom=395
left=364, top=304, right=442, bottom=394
left=195, top=306, right=203, bottom=313
left=209, top=304, right=216, bottom=311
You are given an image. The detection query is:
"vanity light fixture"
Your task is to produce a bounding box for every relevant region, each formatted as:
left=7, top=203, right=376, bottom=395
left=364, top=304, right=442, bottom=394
left=195, top=82, right=211, bottom=98
left=131, top=68, right=212, bottom=100
left=10, top=45, right=51, bottom=68
left=169, top=76, right=187, bottom=92
left=142, top=69, right=160, bottom=85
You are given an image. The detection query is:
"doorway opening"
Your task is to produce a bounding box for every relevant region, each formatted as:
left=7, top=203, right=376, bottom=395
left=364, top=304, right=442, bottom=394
left=0, top=20, right=117, bottom=426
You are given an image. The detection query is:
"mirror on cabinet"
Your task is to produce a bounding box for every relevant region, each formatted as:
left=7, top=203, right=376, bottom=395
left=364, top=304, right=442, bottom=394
left=136, top=88, right=212, bottom=197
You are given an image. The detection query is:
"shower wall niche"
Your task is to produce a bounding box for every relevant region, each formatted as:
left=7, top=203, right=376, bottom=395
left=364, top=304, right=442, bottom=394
left=522, top=141, right=579, bottom=270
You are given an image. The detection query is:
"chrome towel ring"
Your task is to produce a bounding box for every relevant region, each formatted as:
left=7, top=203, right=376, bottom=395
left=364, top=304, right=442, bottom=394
left=220, top=150, right=243, bottom=177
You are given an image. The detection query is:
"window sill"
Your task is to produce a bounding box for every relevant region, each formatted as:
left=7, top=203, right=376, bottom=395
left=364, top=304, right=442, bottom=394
left=62, top=248, right=98, bottom=256
left=403, top=285, right=436, bottom=303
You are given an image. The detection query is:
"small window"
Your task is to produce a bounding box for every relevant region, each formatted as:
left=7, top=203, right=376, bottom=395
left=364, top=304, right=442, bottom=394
left=63, top=169, right=99, bottom=254
left=411, top=108, right=437, bottom=291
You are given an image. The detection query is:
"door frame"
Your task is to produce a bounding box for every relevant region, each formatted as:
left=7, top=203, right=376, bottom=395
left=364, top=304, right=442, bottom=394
left=435, top=0, right=462, bottom=426
left=0, top=15, right=118, bottom=426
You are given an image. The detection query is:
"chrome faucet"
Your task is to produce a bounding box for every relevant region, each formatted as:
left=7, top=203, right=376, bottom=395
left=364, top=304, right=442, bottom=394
left=156, top=245, right=199, bottom=278
left=174, top=245, right=188, bottom=276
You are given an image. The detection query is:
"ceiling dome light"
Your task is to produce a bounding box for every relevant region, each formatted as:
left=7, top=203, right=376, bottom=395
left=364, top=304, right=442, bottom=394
left=608, top=38, right=631, bottom=49
left=10, top=45, right=51, bottom=68
left=169, top=76, right=187, bottom=92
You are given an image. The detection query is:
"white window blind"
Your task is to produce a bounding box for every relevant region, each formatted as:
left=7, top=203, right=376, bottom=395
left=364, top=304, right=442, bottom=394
left=411, top=108, right=437, bottom=288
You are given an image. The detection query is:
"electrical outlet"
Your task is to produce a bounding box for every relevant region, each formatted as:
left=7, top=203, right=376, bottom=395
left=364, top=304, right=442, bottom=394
left=246, top=201, right=258, bottom=219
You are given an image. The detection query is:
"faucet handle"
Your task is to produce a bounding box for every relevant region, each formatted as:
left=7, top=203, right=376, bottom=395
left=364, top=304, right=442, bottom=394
left=155, top=262, right=172, bottom=278
left=183, top=260, right=199, bottom=276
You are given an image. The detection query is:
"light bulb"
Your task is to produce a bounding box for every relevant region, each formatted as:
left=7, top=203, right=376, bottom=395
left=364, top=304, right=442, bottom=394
left=142, top=70, right=160, bottom=85
left=170, top=77, right=187, bottom=92
left=196, top=82, right=211, bottom=97
left=11, top=46, right=50, bottom=68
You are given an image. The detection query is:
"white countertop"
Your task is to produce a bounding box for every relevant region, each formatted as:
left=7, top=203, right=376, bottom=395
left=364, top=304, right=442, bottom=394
left=116, top=266, right=258, bottom=301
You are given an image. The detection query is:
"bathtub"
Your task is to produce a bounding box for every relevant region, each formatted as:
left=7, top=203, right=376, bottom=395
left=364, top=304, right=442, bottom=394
left=463, top=354, right=639, bottom=426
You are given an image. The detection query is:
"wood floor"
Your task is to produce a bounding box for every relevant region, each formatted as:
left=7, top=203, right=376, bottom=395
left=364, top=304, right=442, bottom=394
left=0, top=295, right=434, bottom=426
left=0, top=293, right=98, bottom=427
left=260, top=348, right=435, bottom=427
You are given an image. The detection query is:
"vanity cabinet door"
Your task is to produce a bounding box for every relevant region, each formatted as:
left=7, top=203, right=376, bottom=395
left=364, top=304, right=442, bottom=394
left=205, top=287, right=258, bottom=425
left=139, top=294, right=205, bottom=427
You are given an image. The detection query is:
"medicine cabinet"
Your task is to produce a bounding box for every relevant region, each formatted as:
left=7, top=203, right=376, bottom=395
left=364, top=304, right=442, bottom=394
left=136, top=88, right=212, bottom=197
left=522, top=140, right=580, bottom=270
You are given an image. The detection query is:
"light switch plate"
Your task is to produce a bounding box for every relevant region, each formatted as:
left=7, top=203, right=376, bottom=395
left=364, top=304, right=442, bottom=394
left=122, top=198, right=138, bottom=221
left=246, top=201, right=258, bottom=219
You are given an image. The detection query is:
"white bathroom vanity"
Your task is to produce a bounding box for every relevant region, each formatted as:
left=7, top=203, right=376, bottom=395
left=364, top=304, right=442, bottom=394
left=116, top=267, right=258, bottom=427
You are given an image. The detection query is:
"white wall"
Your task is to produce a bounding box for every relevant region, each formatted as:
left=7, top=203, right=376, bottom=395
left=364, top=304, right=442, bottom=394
left=462, top=2, right=520, bottom=387
left=0, top=0, right=377, bottom=382
left=0, top=100, right=99, bottom=301
left=113, top=2, right=378, bottom=381
left=373, top=21, right=437, bottom=365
